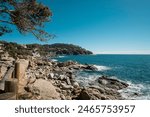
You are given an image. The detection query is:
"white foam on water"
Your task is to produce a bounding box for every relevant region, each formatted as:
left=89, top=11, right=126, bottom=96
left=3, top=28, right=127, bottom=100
left=76, top=73, right=100, bottom=86
left=58, top=56, right=65, bottom=58
left=51, top=59, right=58, bottom=62
left=93, top=65, right=111, bottom=71
left=119, top=81, right=150, bottom=100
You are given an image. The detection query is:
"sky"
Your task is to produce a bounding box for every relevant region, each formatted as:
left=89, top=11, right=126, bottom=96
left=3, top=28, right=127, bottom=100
left=0, top=0, right=150, bottom=54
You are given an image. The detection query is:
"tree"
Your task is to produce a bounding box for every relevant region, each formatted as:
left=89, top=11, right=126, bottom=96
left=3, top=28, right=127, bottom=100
left=0, top=0, right=54, bottom=41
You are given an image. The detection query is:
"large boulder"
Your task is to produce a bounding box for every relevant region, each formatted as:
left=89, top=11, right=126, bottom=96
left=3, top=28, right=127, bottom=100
left=32, top=79, right=60, bottom=99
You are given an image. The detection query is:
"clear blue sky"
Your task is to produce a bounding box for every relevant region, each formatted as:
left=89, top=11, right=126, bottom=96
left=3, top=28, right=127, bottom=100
left=1, top=0, right=150, bottom=54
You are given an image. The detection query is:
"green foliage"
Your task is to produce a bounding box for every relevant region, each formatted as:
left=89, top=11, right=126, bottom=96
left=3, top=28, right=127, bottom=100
left=0, top=0, right=53, bottom=41
left=0, top=41, right=93, bottom=58
left=0, top=41, right=32, bottom=58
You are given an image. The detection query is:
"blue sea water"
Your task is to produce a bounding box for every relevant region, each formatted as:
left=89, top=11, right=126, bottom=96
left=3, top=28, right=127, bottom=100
left=55, top=54, right=150, bottom=100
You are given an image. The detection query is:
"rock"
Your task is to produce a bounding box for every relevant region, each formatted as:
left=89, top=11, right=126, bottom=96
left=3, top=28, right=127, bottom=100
left=66, top=77, right=71, bottom=85
left=98, top=79, right=108, bottom=85
left=61, top=83, right=73, bottom=90
left=24, top=85, right=40, bottom=95
left=57, top=61, right=78, bottom=67
left=98, top=76, right=129, bottom=90
left=53, top=66, right=61, bottom=72
left=76, top=86, right=123, bottom=100
left=60, top=94, right=66, bottom=100
left=89, top=86, right=105, bottom=94
left=72, top=82, right=79, bottom=88
left=57, top=62, right=64, bottom=67
left=48, top=73, right=54, bottom=79
left=78, top=89, right=91, bottom=100
left=27, top=77, right=36, bottom=85
left=60, top=67, right=72, bottom=73
left=0, top=65, right=8, bottom=80
left=59, top=75, right=66, bottom=80
left=65, top=96, right=72, bottom=100
left=29, top=60, right=36, bottom=68
left=48, top=62, right=53, bottom=66
left=32, top=79, right=60, bottom=99
left=55, top=88, right=61, bottom=93
left=84, top=65, right=98, bottom=71
left=18, top=92, right=33, bottom=100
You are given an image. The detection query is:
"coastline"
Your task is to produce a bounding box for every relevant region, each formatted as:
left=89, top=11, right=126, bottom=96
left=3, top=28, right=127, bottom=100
left=0, top=41, right=145, bottom=100
left=0, top=53, right=130, bottom=100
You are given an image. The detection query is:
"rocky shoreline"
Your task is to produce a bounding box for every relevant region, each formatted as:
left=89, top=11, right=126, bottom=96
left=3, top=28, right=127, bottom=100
left=0, top=46, right=129, bottom=100
left=17, top=57, right=129, bottom=100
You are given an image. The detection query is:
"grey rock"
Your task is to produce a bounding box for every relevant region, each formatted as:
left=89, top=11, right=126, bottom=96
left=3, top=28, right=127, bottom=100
left=72, top=82, right=79, bottom=88
left=61, top=83, right=73, bottom=90
left=66, top=77, right=71, bottom=85
left=98, top=76, right=129, bottom=90
left=48, top=73, right=54, bottom=79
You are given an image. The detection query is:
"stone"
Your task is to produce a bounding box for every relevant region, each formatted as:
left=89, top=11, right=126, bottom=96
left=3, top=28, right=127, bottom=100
left=98, top=79, right=108, bottom=85
left=61, top=83, right=73, bottom=90
left=48, top=62, right=53, bottom=66
left=84, top=65, right=98, bottom=71
left=18, top=92, right=33, bottom=100
left=33, top=79, right=60, bottom=99
left=0, top=65, right=8, bottom=80
left=60, top=94, right=66, bottom=100
left=78, top=89, right=91, bottom=100
left=59, top=74, right=66, bottom=80
left=72, top=82, right=79, bottom=88
left=66, top=77, right=71, bottom=85
left=48, top=73, right=54, bottom=79
left=27, top=77, right=36, bottom=85
left=57, top=61, right=77, bottom=67
left=98, top=76, right=129, bottom=90
left=65, top=96, right=72, bottom=100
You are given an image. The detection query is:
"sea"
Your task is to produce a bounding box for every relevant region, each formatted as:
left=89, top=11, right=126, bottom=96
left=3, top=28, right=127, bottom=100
left=53, top=54, right=150, bottom=100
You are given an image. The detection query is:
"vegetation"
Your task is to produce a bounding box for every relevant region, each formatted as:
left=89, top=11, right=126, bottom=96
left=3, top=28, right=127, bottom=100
left=0, top=41, right=93, bottom=58
left=0, top=0, right=53, bottom=41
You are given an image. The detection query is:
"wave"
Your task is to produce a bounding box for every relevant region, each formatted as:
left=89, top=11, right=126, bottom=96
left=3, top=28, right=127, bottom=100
left=51, top=59, right=58, bottom=62
left=93, top=65, right=111, bottom=71
left=75, top=72, right=100, bottom=86
left=58, top=56, right=65, bottom=58
left=76, top=71, right=150, bottom=99
left=119, top=81, right=150, bottom=100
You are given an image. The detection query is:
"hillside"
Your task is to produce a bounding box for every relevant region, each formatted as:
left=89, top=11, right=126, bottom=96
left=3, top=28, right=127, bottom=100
left=0, top=41, right=93, bottom=58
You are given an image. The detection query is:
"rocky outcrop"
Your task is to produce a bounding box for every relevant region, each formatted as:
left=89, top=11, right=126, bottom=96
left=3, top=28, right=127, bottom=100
left=72, top=76, right=129, bottom=100
left=98, top=76, right=129, bottom=90
left=17, top=57, right=129, bottom=100
left=0, top=43, right=129, bottom=100
left=76, top=87, right=122, bottom=100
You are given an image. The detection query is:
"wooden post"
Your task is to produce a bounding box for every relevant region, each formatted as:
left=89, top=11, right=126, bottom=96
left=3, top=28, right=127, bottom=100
left=15, top=62, right=20, bottom=80
left=4, top=79, right=18, bottom=93
left=15, top=62, right=20, bottom=100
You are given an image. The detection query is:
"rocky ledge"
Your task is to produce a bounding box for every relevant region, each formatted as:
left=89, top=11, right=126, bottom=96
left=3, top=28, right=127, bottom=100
left=18, top=57, right=129, bottom=100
